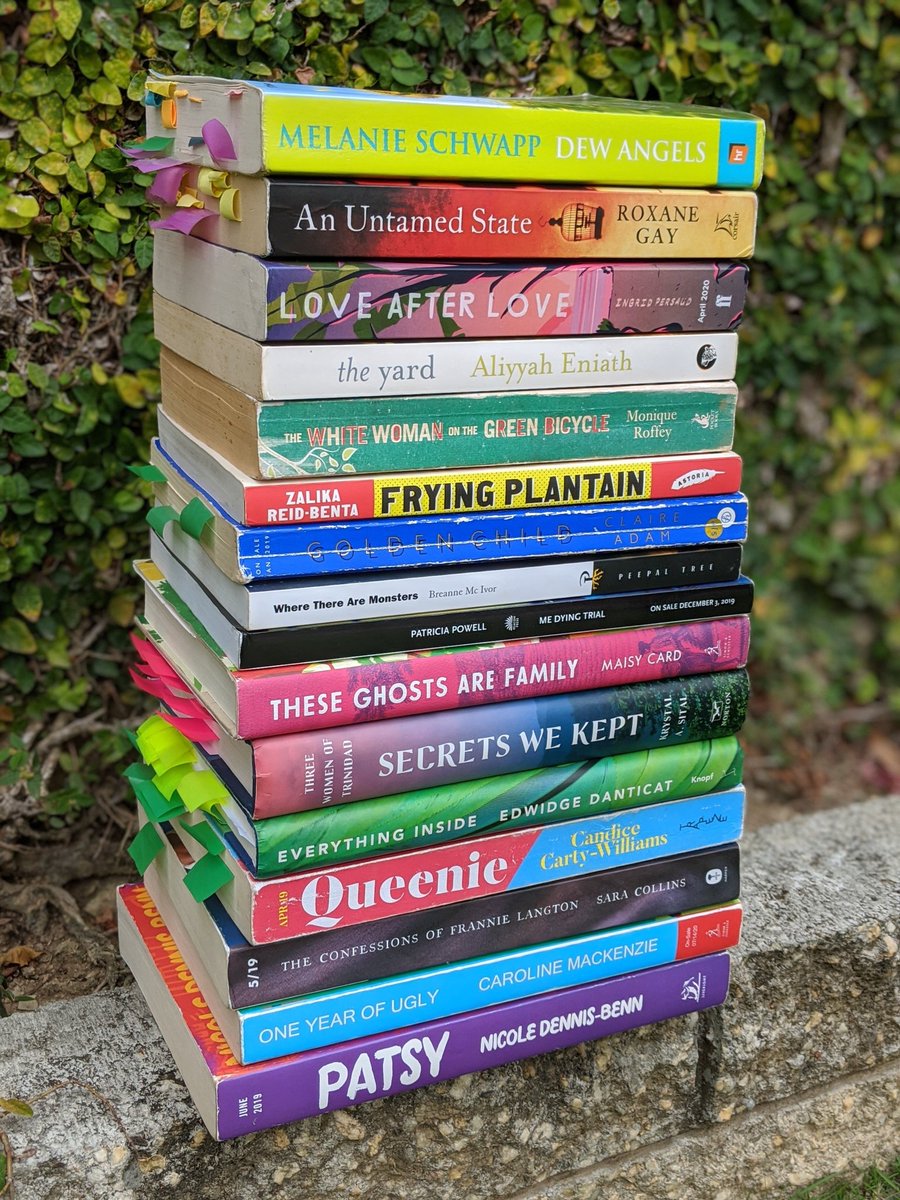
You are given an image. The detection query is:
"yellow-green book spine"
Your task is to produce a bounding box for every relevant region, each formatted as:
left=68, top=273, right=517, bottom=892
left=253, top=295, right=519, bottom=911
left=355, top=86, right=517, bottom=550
left=261, top=96, right=763, bottom=188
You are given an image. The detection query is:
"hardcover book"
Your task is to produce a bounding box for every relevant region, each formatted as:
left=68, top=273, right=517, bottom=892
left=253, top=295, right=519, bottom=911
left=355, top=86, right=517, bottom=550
left=159, top=348, right=740, bottom=478
left=152, top=233, right=748, bottom=342
left=164, top=784, right=746, bottom=941
left=142, top=822, right=741, bottom=1005
left=153, top=295, right=740, bottom=402
left=118, top=882, right=732, bottom=1139
left=149, top=174, right=759, bottom=260
left=133, top=566, right=751, bottom=739
left=148, top=452, right=750, bottom=582
left=152, top=417, right=743, bottom=527
left=145, top=536, right=752, bottom=667
left=132, top=727, right=743, bottom=871
left=138, top=76, right=764, bottom=188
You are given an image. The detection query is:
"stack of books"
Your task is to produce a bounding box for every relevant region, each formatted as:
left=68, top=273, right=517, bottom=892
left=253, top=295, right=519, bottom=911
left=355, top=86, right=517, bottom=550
left=119, top=76, right=764, bottom=1139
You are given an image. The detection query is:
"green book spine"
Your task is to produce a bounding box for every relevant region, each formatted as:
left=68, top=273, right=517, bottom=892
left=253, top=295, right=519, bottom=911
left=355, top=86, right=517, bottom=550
left=238, top=736, right=742, bottom=874
left=250, top=386, right=738, bottom=477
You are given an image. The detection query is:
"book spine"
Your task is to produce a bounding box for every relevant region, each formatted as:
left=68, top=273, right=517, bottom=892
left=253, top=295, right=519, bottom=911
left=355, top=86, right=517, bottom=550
left=224, top=844, right=740, bottom=1004
left=235, top=576, right=754, bottom=669
left=259, top=260, right=747, bottom=342
left=235, top=904, right=741, bottom=1062
left=265, top=180, right=758, bottom=260
left=247, top=385, right=739, bottom=476
left=230, top=616, right=750, bottom=739
left=234, top=786, right=746, bottom=941
left=241, top=544, right=745, bottom=631
left=228, top=495, right=750, bottom=579
left=235, top=736, right=744, bottom=875
left=260, top=331, right=739, bottom=401
left=241, top=666, right=751, bottom=815
left=219, top=451, right=744, bottom=527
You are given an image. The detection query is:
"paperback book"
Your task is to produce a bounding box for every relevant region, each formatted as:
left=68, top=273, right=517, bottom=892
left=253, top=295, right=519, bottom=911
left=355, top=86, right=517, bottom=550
left=118, top=883, right=733, bottom=1139
left=152, top=419, right=743, bottom=526
left=138, top=76, right=764, bottom=187
left=149, top=175, right=759, bottom=260
left=159, top=349, right=740, bottom=478
left=152, top=233, right=748, bottom=341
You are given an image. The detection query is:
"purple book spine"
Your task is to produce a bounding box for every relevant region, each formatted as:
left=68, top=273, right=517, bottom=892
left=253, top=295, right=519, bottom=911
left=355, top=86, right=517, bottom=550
left=214, top=953, right=730, bottom=1137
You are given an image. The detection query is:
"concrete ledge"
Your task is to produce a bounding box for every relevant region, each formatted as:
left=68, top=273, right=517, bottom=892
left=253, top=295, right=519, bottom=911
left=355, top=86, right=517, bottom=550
left=2, top=795, right=898, bottom=1199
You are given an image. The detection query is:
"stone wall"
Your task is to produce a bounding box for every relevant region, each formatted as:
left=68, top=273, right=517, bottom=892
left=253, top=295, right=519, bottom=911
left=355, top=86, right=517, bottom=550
left=2, top=794, right=898, bottom=1199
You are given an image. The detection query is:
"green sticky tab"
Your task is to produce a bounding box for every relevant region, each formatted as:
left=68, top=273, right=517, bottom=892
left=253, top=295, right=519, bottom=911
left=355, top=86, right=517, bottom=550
left=182, top=818, right=225, bottom=856
left=124, top=762, right=155, bottom=782
left=131, top=778, right=172, bottom=823
left=155, top=761, right=194, bottom=800
left=128, top=464, right=167, bottom=483
left=124, top=728, right=140, bottom=751
left=178, top=496, right=214, bottom=539
left=183, top=852, right=233, bottom=903
left=176, top=768, right=228, bottom=812
left=146, top=505, right=180, bottom=534
left=153, top=741, right=197, bottom=776
left=125, top=135, right=174, bottom=152
left=128, top=822, right=164, bottom=874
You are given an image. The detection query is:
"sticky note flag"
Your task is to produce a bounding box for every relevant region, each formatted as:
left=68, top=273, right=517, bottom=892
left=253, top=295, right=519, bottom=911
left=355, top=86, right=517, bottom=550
left=146, top=505, right=179, bottom=534
left=146, top=165, right=188, bottom=205
left=218, top=187, right=241, bottom=222
left=179, top=497, right=214, bottom=539
left=123, top=136, right=174, bottom=154
left=150, top=209, right=212, bottom=235
left=197, top=168, right=229, bottom=198
left=160, top=99, right=177, bottom=129
left=154, top=761, right=195, bottom=801
left=124, top=762, right=155, bottom=782
left=132, top=778, right=179, bottom=824
left=146, top=80, right=178, bottom=99
left=160, top=711, right=217, bottom=744
left=183, top=852, right=232, bottom=903
left=127, top=463, right=167, bottom=483
left=182, top=819, right=225, bottom=856
left=176, top=768, right=228, bottom=813
left=128, top=822, right=164, bottom=874
left=201, top=119, right=237, bottom=164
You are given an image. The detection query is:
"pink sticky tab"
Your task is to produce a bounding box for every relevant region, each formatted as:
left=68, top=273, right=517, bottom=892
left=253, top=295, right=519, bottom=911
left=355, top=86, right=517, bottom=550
left=160, top=711, right=218, bottom=745
left=201, top=119, right=237, bottom=164
left=125, top=155, right=184, bottom=173
left=129, top=666, right=177, bottom=703
left=150, top=208, right=213, bottom=235
left=146, top=165, right=189, bottom=204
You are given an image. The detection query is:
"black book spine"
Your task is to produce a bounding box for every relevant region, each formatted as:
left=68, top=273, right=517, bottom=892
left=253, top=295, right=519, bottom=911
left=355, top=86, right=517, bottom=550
left=237, top=577, right=754, bottom=668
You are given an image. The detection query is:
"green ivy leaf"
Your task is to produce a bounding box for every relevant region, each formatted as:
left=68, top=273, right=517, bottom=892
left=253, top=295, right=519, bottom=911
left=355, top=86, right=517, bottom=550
left=0, top=619, right=38, bottom=656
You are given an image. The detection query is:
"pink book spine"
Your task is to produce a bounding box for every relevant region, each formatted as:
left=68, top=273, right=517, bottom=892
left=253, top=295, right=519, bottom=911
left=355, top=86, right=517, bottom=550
left=232, top=616, right=750, bottom=739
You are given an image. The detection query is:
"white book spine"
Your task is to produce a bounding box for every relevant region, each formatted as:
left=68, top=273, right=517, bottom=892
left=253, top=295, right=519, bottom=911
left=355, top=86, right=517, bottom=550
left=258, top=332, right=738, bottom=401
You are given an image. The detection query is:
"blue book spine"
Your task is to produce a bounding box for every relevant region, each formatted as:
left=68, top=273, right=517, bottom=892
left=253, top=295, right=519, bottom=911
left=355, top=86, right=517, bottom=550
left=233, top=494, right=749, bottom=579
left=235, top=866, right=742, bottom=1062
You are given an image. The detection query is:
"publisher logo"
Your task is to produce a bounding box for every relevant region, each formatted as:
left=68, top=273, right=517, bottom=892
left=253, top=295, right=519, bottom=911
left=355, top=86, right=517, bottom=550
left=727, top=143, right=748, bottom=164
left=705, top=868, right=724, bottom=885
left=705, top=518, right=724, bottom=540
left=504, top=614, right=520, bottom=632
left=697, top=344, right=718, bottom=370
left=714, top=213, right=739, bottom=240
left=681, top=972, right=707, bottom=1003
left=717, top=507, right=736, bottom=528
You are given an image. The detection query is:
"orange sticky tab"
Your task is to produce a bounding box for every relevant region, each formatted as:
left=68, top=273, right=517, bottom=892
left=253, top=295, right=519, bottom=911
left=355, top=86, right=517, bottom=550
left=160, top=98, right=177, bottom=129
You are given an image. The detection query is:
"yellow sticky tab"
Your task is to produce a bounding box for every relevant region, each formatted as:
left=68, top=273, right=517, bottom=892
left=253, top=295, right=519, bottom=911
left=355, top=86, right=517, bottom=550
left=197, top=168, right=229, bottom=198
left=218, top=187, right=241, bottom=222
left=160, top=98, right=177, bottom=129
left=154, top=761, right=195, bottom=801
left=137, top=713, right=171, bottom=742
left=176, top=192, right=204, bottom=209
left=177, top=769, right=228, bottom=812
left=174, top=88, right=189, bottom=98
left=154, top=740, right=197, bottom=775
left=146, top=80, right=177, bottom=99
